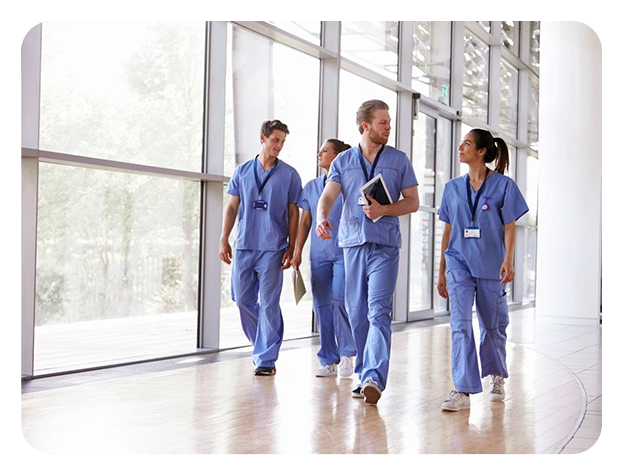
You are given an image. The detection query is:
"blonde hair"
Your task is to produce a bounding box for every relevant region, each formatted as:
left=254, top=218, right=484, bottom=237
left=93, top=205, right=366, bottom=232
left=356, top=100, right=389, bottom=134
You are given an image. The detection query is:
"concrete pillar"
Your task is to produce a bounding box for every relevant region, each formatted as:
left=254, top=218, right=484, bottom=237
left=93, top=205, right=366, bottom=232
left=536, top=22, right=601, bottom=325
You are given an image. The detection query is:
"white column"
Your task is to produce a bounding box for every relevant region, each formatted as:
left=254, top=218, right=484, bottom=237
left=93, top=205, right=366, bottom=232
left=536, top=22, right=601, bottom=325
left=22, top=24, right=42, bottom=377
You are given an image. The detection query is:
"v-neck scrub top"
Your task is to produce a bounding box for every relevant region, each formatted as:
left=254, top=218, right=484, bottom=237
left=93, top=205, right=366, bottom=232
left=227, top=158, right=302, bottom=252
left=327, top=145, right=418, bottom=249
left=438, top=172, right=529, bottom=279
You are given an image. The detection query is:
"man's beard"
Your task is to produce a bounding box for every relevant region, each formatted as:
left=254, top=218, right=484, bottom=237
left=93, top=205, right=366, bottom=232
left=369, top=129, right=389, bottom=145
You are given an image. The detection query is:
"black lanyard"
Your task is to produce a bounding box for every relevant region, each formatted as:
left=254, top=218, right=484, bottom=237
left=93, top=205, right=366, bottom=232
left=253, top=156, right=279, bottom=199
left=466, top=168, right=490, bottom=226
left=323, top=175, right=327, bottom=187
left=357, top=145, right=385, bottom=182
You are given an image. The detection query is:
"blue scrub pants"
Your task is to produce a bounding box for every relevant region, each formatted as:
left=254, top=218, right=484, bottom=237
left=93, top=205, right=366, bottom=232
left=310, top=259, right=356, bottom=366
left=231, top=250, right=284, bottom=368
left=447, top=268, right=510, bottom=394
left=343, top=243, right=400, bottom=392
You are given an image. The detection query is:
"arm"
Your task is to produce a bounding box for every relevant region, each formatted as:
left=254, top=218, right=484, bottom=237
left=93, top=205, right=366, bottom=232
left=316, top=181, right=342, bottom=240
left=437, top=222, right=452, bottom=299
left=219, top=195, right=241, bottom=265
left=363, top=185, right=419, bottom=220
left=291, top=210, right=312, bottom=269
left=281, top=203, right=300, bottom=270
left=499, top=221, right=517, bottom=283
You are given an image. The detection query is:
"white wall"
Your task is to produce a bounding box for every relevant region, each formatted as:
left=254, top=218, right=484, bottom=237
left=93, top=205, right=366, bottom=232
left=536, top=22, right=602, bottom=325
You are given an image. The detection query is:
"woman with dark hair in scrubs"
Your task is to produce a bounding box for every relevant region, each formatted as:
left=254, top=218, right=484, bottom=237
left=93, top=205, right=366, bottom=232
left=291, top=139, right=356, bottom=378
left=437, top=128, right=529, bottom=411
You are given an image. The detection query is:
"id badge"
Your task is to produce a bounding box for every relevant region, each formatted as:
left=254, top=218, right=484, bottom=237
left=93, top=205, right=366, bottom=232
left=253, top=200, right=268, bottom=211
left=464, top=227, right=481, bottom=239
left=357, top=196, right=366, bottom=206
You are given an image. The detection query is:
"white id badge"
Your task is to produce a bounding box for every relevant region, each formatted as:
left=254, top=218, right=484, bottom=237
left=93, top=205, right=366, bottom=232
left=357, top=196, right=366, bottom=206
left=464, top=227, right=481, bottom=239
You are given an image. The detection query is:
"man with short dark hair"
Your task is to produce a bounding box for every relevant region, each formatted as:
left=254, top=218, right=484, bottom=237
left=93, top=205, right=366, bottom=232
left=220, top=120, right=302, bottom=376
left=317, top=100, right=419, bottom=403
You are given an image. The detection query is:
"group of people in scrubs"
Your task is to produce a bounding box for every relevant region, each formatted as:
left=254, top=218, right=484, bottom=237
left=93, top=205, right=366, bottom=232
left=219, top=100, right=528, bottom=411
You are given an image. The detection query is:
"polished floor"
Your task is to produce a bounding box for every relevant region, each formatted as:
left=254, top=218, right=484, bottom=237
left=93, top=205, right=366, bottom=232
left=21, top=307, right=602, bottom=454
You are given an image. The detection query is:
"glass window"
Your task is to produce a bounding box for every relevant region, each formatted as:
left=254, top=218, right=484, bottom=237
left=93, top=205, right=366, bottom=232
left=499, top=59, right=519, bottom=138
left=412, top=113, right=436, bottom=207
left=434, top=215, right=448, bottom=313
left=338, top=69, right=397, bottom=148
left=501, top=21, right=519, bottom=56
left=341, top=21, right=399, bottom=80
left=222, top=24, right=320, bottom=347
left=463, top=32, right=490, bottom=122
left=478, top=21, right=491, bottom=33
left=529, top=21, right=540, bottom=70
left=523, top=154, right=539, bottom=226
left=409, top=212, right=433, bottom=313
left=267, top=21, right=321, bottom=45
left=412, top=22, right=451, bottom=103
left=435, top=117, right=453, bottom=208
left=34, top=164, right=201, bottom=372
left=40, top=22, right=206, bottom=172
left=523, top=228, right=537, bottom=301
left=528, top=79, right=539, bottom=151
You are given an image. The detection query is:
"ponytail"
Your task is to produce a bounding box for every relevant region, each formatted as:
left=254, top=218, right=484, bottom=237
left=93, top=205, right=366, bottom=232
left=469, top=129, right=510, bottom=175
left=493, top=137, right=510, bottom=175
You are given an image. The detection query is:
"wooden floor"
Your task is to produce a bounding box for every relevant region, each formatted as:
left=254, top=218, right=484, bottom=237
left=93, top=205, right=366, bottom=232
left=21, top=307, right=602, bottom=454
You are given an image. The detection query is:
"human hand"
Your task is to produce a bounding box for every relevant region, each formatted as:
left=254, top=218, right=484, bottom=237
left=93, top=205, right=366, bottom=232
left=363, top=195, right=384, bottom=221
left=316, top=220, right=333, bottom=240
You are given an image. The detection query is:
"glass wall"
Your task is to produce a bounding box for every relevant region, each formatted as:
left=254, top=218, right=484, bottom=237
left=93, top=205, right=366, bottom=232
left=463, top=32, right=490, bottom=122
left=338, top=69, right=397, bottom=148
left=222, top=23, right=320, bottom=348
left=40, top=22, right=206, bottom=172
left=412, top=22, right=451, bottom=103
left=24, top=21, right=540, bottom=375
left=500, top=59, right=519, bottom=138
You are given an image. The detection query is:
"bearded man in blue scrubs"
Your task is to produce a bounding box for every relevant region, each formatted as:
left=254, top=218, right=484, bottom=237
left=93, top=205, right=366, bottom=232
left=316, top=100, right=419, bottom=404
left=219, top=120, right=302, bottom=376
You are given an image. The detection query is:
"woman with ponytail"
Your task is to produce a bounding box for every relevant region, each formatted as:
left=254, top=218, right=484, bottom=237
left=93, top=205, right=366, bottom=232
left=436, top=128, right=529, bottom=412
left=291, top=139, right=356, bottom=378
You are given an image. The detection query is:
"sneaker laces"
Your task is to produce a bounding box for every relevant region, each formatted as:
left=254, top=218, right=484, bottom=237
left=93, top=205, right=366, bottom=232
left=340, top=357, right=353, bottom=370
left=490, top=376, right=504, bottom=393
left=445, top=390, right=462, bottom=403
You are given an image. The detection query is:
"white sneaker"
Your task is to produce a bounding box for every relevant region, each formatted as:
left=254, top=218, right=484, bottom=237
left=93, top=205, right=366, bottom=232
left=441, top=390, right=470, bottom=411
left=362, top=379, right=382, bottom=405
left=338, top=356, right=354, bottom=377
left=489, top=375, right=505, bottom=402
left=316, top=363, right=337, bottom=377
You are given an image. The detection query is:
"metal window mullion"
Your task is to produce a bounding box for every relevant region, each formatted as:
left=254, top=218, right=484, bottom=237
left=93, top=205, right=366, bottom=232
left=318, top=21, right=341, bottom=149
left=21, top=24, right=42, bottom=379
left=198, top=21, right=228, bottom=350
left=449, top=22, right=465, bottom=118
left=393, top=21, right=414, bottom=324
left=489, top=41, right=502, bottom=130
left=232, top=21, right=333, bottom=61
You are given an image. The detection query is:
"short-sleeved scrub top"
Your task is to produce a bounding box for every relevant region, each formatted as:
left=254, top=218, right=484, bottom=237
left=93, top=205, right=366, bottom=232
left=298, top=175, right=344, bottom=262
left=438, top=172, right=529, bottom=279
left=327, top=145, right=418, bottom=249
left=227, top=157, right=302, bottom=252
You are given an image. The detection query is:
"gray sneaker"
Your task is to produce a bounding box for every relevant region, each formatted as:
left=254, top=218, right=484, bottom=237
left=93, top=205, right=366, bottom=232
left=441, top=390, right=470, bottom=411
left=489, top=375, right=505, bottom=402
left=338, top=356, right=354, bottom=377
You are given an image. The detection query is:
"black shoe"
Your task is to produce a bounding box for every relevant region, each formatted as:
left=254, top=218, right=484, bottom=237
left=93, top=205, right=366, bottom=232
left=254, top=366, right=276, bottom=376
left=352, top=385, right=364, bottom=398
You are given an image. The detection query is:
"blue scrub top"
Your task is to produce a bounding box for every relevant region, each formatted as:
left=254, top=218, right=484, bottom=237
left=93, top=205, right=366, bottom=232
left=227, top=157, right=302, bottom=252
left=327, top=145, right=418, bottom=249
left=299, top=175, right=343, bottom=262
left=438, top=172, right=529, bottom=279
